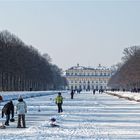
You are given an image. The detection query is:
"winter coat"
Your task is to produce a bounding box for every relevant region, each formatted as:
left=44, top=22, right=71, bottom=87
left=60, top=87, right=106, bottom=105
left=55, top=95, right=63, bottom=104
left=16, top=98, right=27, bottom=115
left=0, top=95, right=3, bottom=101
left=2, top=101, right=14, bottom=118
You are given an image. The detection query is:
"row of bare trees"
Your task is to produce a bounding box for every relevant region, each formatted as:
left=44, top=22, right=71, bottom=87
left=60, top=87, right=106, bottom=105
left=108, top=46, right=140, bottom=91
left=0, top=30, right=67, bottom=91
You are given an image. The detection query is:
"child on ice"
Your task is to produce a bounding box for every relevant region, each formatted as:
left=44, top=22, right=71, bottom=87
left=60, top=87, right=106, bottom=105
left=50, top=117, right=59, bottom=127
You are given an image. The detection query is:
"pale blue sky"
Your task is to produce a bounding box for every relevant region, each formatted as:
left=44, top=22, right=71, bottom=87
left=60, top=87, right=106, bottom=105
left=0, top=0, right=140, bottom=70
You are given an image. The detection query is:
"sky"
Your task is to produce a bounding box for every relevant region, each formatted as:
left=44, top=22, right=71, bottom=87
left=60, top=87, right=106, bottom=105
left=0, top=0, right=140, bottom=70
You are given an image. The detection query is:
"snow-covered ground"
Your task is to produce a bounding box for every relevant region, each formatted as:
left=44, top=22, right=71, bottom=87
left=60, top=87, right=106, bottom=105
left=0, top=91, right=140, bottom=140
left=0, top=91, right=64, bottom=101
left=106, top=91, right=140, bottom=102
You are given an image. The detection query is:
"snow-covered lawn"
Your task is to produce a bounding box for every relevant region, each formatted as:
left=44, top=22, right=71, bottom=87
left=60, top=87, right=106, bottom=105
left=0, top=91, right=140, bottom=140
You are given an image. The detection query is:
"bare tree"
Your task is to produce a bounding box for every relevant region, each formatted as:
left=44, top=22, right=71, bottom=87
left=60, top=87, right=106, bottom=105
left=0, top=30, right=67, bottom=91
left=108, top=46, right=140, bottom=91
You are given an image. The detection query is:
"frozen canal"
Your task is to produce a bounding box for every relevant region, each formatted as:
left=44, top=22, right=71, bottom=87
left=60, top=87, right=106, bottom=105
left=0, top=91, right=140, bottom=140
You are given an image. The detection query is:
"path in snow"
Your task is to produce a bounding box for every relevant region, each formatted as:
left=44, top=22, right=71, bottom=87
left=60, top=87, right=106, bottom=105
left=0, top=91, right=140, bottom=140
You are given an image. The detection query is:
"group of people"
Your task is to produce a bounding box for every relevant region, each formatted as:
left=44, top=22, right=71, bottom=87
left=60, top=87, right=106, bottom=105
left=0, top=92, right=68, bottom=128
left=0, top=92, right=63, bottom=129
left=93, top=89, right=104, bottom=94
left=1, top=96, right=27, bottom=128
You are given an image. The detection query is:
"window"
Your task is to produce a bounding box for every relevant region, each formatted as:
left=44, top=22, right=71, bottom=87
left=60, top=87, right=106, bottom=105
left=71, top=86, right=73, bottom=90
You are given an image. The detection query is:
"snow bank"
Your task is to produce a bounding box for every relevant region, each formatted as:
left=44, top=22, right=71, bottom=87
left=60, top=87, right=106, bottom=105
left=0, top=91, right=67, bottom=102
left=106, top=91, right=140, bottom=102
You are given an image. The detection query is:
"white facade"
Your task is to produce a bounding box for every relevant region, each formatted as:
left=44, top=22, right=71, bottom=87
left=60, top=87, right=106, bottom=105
left=65, top=64, right=113, bottom=91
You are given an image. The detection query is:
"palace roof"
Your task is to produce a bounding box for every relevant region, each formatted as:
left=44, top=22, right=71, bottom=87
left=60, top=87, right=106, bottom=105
left=68, top=64, right=110, bottom=70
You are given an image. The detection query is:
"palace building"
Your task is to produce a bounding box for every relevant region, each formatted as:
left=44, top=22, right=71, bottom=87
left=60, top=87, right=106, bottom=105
left=65, top=64, right=113, bottom=91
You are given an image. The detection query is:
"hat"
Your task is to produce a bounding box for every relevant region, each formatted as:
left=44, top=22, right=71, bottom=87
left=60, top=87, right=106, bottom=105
left=9, top=100, right=13, bottom=103
left=18, top=95, right=23, bottom=102
left=18, top=95, right=23, bottom=99
left=50, top=118, right=56, bottom=122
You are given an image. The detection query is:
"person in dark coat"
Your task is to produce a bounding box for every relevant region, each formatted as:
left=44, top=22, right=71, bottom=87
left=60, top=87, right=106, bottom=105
left=2, top=100, right=14, bottom=126
left=93, top=89, right=96, bottom=95
left=71, top=90, right=74, bottom=99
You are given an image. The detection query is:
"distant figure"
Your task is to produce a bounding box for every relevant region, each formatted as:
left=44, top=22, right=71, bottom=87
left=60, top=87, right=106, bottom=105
left=71, top=90, right=74, bottom=99
left=93, top=89, right=96, bottom=95
left=16, top=96, right=27, bottom=128
left=2, top=100, right=14, bottom=126
left=0, top=95, right=3, bottom=103
left=55, top=92, right=63, bottom=113
left=77, top=89, right=81, bottom=94
left=99, top=89, right=104, bottom=94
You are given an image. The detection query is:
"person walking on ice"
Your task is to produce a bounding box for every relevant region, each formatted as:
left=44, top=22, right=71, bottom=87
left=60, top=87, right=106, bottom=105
left=16, top=96, right=27, bottom=128
left=70, top=90, right=74, bottom=99
left=1, top=100, right=14, bottom=126
left=55, top=92, right=63, bottom=113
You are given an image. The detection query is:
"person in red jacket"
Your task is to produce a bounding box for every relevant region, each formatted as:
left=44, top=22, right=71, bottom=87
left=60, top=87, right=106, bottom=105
left=0, top=95, right=3, bottom=103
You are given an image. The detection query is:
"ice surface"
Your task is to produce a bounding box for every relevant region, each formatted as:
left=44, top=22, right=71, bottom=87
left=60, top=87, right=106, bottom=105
left=0, top=91, right=140, bottom=140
